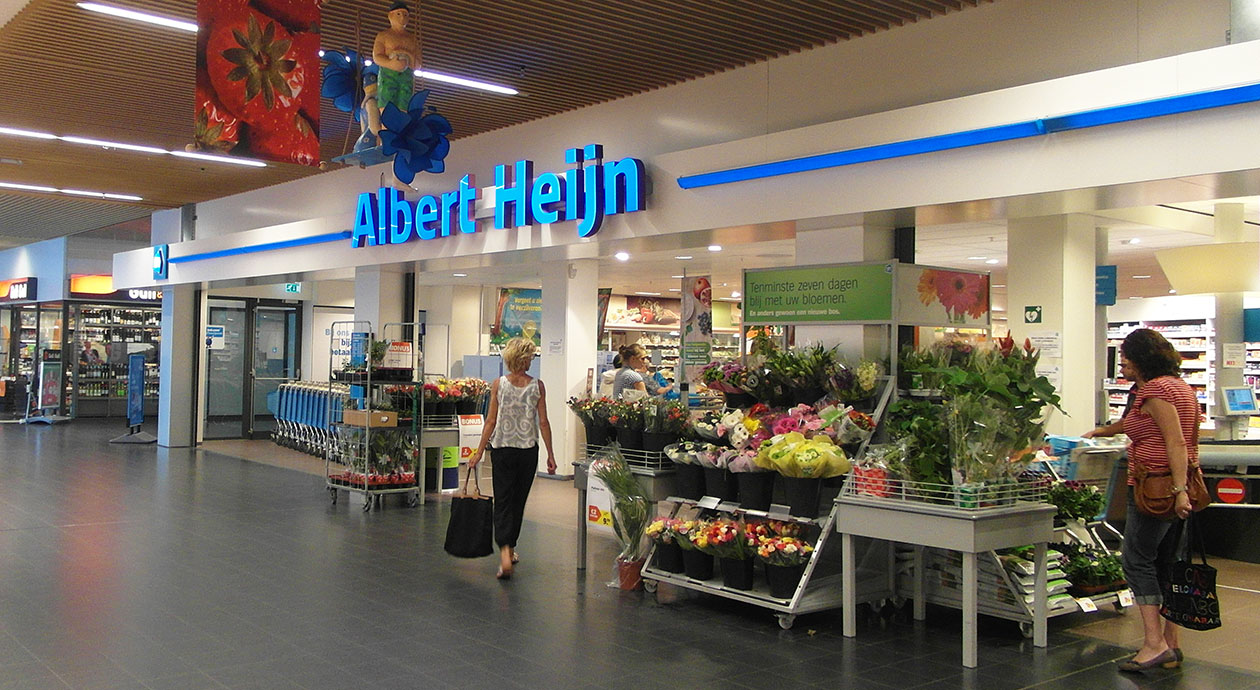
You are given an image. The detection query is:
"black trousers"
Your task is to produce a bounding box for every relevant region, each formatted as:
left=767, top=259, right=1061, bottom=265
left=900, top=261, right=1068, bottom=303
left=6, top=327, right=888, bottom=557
left=490, top=445, right=538, bottom=548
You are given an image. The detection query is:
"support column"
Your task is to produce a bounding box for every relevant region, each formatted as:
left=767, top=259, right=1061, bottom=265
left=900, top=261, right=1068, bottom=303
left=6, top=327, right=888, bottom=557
left=540, top=259, right=599, bottom=479
left=1008, top=214, right=1097, bottom=436
left=1095, top=227, right=1110, bottom=425
left=794, top=214, right=895, bottom=360
left=157, top=284, right=197, bottom=447
left=1212, top=203, right=1253, bottom=438
left=354, top=265, right=406, bottom=335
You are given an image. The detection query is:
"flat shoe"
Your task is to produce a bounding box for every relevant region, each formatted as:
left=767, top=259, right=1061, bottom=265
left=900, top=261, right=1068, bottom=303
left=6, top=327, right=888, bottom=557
left=511, top=552, right=520, bottom=564
left=1118, top=648, right=1177, bottom=673
left=1165, top=648, right=1183, bottom=668
left=496, top=567, right=512, bottom=580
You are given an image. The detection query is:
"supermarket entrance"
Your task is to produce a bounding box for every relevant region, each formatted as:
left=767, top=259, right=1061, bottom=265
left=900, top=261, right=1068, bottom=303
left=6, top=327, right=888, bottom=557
left=203, top=298, right=302, bottom=440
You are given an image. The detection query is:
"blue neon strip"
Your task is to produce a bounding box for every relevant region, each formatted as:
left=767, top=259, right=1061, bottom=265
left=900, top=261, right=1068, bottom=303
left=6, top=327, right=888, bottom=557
left=678, top=81, right=1260, bottom=189
left=168, top=230, right=353, bottom=264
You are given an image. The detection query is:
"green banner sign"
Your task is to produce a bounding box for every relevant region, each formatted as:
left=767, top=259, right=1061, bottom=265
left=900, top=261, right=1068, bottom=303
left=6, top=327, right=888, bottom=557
left=743, top=263, right=894, bottom=324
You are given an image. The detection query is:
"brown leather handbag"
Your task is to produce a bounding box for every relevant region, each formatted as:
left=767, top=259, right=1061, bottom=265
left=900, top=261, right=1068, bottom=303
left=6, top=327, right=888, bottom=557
left=1134, top=463, right=1210, bottom=519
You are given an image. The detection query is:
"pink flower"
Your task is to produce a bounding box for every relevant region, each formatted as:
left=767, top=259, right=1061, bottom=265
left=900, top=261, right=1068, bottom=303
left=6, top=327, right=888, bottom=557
left=804, top=419, right=823, bottom=432
left=933, top=270, right=986, bottom=318
left=772, top=418, right=799, bottom=435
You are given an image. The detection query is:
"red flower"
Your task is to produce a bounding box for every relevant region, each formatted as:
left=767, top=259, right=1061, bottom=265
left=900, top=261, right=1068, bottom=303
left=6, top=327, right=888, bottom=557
left=933, top=270, right=986, bottom=319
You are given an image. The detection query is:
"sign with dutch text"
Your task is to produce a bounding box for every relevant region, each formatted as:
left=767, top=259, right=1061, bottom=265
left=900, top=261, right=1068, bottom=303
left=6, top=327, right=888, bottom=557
left=127, top=353, right=145, bottom=427
left=743, top=263, right=894, bottom=324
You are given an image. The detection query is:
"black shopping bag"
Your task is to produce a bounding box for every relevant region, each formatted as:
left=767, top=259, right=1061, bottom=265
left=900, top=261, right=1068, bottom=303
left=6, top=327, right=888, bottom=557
left=1160, top=516, right=1222, bottom=631
left=444, top=467, right=494, bottom=558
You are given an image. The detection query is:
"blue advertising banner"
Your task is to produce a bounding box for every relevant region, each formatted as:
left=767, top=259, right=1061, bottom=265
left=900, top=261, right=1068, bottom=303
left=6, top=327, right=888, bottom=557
left=127, top=353, right=145, bottom=427
left=1096, top=265, right=1118, bottom=306
left=492, top=288, right=542, bottom=348
left=350, top=332, right=369, bottom=368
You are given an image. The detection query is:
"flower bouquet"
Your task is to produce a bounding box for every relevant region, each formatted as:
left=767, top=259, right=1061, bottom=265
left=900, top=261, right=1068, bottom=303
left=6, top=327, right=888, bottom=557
left=817, top=404, right=876, bottom=446
left=693, top=442, right=736, bottom=502
left=664, top=441, right=705, bottom=499
left=757, top=536, right=816, bottom=598
left=755, top=431, right=851, bottom=517
left=724, top=447, right=775, bottom=510
left=454, top=377, right=490, bottom=414
left=641, top=398, right=682, bottom=452
left=762, top=344, right=836, bottom=407
left=590, top=447, right=652, bottom=590
left=680, top=519, right=716, bottom=580
left=692, top=409, right=723, bottom=441
left=703, top=519, right=762, bottom=590
left=645, top=517, right=685, bottom=573
left=569, top=396, right=615, bottom=446
left=608, top=399, right=645, bottom=450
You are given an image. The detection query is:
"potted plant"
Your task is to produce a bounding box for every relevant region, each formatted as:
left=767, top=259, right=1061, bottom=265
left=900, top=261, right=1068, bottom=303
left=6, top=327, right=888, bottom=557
left=645, top=517, right=684, bottom=573
left=757, top=536, right=815, bottom=599
left=1046, top=480, right=1107, bottom=525
left=435, top=379, right=459, bottom=417
left=590, top=448, right=652, bottom=590
left=1060, top=542, right=1126, bottom=596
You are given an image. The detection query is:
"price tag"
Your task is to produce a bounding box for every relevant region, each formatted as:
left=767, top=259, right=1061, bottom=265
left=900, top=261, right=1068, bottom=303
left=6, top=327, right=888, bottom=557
left=1075, top=597, right=1098, bottom=612
left=716, top=501, right=740, bottom=513
left=696, top=496, right=721, bottom=510
left=1117, top=589, right=1134, bottom=607
left=767, top=503, right=792, bottom=520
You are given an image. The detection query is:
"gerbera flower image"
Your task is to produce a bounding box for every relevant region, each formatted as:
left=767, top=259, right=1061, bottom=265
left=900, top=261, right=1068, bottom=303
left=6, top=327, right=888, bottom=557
left=933, top=270, right=986, bottom=319
left=917, top=269, right=938, bottom=306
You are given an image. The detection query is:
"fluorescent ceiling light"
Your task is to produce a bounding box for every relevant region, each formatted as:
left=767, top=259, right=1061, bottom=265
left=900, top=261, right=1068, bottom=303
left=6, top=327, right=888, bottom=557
left=674, top=256, right=692, bottom=260
left=77, top=2, right=197, bottom=32
left=635, top=291, right=661, bottom=296
left=708, top=245, right=722, bottom=252
left=170, top=150, right=267, bottom=167
left=1124, top=238, right=1142, bottom=245
left=0, top=182, right=141, bottom=201
left=614, top=251, right=630, bottom=262
left=415, top=69, right=518, bottom=95
left=452, top=273, right=468, bottom=277
left=0, top=181, right=57, bottom=193
left=967, top=255, right=987, bottom=260
left=0, top=126, right=56, bottom=140
left=1133, top=275, right=1152, bottom=279
left=993, top=283, right=1006, bottom=288
left=671, top=275, right=684, bottom=279
left=61, top=136, right=166, bottom=155
left=668, top=288, right=681, bottom=292
left=985, top=258, right=1000, bottom=265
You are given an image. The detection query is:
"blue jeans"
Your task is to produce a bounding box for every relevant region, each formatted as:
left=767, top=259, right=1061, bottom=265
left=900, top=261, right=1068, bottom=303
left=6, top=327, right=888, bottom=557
left=1122, top=487, right=1183, bottom=606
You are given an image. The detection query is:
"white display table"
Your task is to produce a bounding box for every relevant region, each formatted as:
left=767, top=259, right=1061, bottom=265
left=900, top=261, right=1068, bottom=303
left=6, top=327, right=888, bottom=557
left=836, top=496, right=1055, bottom=667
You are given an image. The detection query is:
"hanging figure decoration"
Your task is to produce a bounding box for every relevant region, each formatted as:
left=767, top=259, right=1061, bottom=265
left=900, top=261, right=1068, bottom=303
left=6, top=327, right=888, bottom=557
left=325, top=0, right=451, bottom=182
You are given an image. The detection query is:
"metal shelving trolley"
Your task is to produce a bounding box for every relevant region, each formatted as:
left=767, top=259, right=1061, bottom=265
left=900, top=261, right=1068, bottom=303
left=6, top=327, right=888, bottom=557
left=325, top=321, right=425, bottom=511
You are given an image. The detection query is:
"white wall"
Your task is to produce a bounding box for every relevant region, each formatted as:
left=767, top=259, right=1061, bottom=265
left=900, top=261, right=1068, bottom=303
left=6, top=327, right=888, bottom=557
left=0, top=237, right=66, bottom=302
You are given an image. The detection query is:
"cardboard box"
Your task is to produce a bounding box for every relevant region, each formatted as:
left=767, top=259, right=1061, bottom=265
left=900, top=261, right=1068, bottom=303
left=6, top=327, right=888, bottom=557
left=342, top=409, right=398, bottom=427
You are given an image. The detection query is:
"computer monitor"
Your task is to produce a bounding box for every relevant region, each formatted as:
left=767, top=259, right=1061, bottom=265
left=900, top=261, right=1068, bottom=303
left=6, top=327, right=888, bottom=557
left=1220, top=386, right=1259, bottom=416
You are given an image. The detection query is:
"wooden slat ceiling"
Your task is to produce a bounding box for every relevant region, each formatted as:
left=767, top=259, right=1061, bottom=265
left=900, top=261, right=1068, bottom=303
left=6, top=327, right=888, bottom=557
left=0, top=0, right=990, bottom=246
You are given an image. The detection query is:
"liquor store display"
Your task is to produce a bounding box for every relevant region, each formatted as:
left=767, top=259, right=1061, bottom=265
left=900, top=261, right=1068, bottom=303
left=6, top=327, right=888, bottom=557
left=71, top=304, right=161, bottom=418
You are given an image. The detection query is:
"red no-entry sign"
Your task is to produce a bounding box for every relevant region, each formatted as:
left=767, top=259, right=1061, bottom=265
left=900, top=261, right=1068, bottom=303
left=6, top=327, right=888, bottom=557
left=1215, top=478, right=1247, bottom=504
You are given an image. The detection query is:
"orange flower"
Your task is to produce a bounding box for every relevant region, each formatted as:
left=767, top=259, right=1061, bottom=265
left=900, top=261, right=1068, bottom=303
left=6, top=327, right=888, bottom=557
left=916, top=269, right=937, bottom=306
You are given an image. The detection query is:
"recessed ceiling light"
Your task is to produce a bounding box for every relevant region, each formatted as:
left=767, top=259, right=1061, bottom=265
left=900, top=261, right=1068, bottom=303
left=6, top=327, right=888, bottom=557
left=170, top=150, right=267, bottom=167
left=993, top=284, right=1006, bottom=288
left=967, top=256, right=988, bottom=260
left=1169, top=289, right=1177, bottom=294
left=668, top=288, right=681, bottom=292
left=61, top=136, right=167, bottom=155
left=675, top=255, right=693, bottom=260
left=452, top=273, right=468, bottom=277
left=992, top=306, right=1005, bottom=312
left=1125, top=238, right=1142, bottom=245
left=614, top=251, right=630, bottom=262
left=77, top=2, right=197, bottom=32
left=1132, top=275, right=1151, bottom=279
left=1129, top=296, right=1142, bottom=300
left=984, top=259, right=1000, bottom=265
left=671, top=275, right=684, bottom=279
left=669, top=331, right=679, bottom=336
left=634, top=291, right=661, bottom=296
left=414, top=69, right=518, bottom=96
left=0, top=158, right=21, bottom=165
left=731, top=290, right=741, bottom=298
left=708, top=245, right=722, bottom=252
left=0, top=126, right=56, bottom=140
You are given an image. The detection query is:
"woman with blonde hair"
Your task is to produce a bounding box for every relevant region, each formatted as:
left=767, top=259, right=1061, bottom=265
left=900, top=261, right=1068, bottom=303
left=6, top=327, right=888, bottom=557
left=469, top=338, right=557, bottom=579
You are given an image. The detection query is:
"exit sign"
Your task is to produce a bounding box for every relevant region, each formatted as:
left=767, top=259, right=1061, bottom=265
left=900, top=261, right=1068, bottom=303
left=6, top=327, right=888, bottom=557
left=284, top=282, right=302, bottom=293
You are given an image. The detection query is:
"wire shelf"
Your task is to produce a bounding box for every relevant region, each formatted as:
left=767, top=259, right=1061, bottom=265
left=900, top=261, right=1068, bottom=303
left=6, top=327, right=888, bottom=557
left=841, top=473, right=1048, bottom=513
left=583, top=443, right=673, bottom=473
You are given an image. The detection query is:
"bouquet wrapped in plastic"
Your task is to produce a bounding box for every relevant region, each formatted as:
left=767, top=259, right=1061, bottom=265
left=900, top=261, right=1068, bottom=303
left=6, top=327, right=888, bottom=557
left=755, top=431, right=850, bottom=478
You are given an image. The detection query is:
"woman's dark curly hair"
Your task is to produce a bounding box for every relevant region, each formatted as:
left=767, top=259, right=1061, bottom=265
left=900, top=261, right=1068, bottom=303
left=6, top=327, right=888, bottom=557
left=1121, top=328, right=1182, bottom=380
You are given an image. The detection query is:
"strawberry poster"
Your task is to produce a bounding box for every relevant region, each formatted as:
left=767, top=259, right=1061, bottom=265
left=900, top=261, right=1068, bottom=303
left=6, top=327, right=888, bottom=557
left=680, top=276, right=712, bottom=391
left=196, top=0, right=321, bottom=166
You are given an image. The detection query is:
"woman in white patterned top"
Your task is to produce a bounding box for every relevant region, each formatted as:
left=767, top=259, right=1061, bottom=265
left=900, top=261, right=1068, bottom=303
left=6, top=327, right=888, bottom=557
left=469, top=338, right=556, bottom=580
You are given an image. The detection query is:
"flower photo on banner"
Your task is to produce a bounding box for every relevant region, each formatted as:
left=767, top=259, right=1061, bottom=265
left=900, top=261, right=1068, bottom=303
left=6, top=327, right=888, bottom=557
left=912, top=268, right=990, bottom=324
left=196, top=0, right=321, bottom=166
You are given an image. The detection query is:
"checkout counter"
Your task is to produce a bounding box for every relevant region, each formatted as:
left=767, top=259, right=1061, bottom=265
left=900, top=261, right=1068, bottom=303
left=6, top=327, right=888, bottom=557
left=1197, top=439, right=1260, bottom=563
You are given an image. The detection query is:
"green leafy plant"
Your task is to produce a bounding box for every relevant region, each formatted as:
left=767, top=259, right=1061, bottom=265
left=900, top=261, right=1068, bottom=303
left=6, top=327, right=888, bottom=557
left=590, top=447, right=651, bottom=561
left=1060, top=542, right=1125, bottom=588
left=884, top=398, right=950, bottom=485
left=1046, top=481, right=1106, bottom=522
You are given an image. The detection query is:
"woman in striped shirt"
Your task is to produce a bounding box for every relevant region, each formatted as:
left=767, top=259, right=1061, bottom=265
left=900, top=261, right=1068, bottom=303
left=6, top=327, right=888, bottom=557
left=1084, top=328, right=1198, bottom=672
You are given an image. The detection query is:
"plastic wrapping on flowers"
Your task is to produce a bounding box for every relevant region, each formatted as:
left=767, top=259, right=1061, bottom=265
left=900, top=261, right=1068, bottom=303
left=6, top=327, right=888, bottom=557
left=757, top=536, right=815, bottom=567
left=754, top=431, right=850, bottom=478
left=589, top=446, right=651, bottom=561
left=691, top=442, right=727, bottom=469
left=645, top=517, right=681, bottom=544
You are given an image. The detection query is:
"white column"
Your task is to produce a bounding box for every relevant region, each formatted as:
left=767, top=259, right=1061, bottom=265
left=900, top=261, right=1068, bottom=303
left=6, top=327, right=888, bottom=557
left=353, top=265, right=406, bottom=335
left=540, top=259, right=599, bottom=478
left=157, top=284, right=197, bottom=447
left=1095, top=227, right=1110, bottom=425
left=1212, top=203, right=1253, bottom=437
left=794, top=215, right=894, bottom=359
left=1008, top=214, right=1096, bottom=436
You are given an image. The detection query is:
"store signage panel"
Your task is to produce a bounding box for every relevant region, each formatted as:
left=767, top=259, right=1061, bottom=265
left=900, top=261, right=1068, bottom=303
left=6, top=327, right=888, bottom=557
left=895, top=264, right=991, bottom=328
left=1095, top=265, right=1117, bottom=306
left=0, top=277, right=37, bottom=303
left=350, top=144, right=647, bottom=249
left=743, top=263, right=894, bottom=324
left=69, top=275, right=163, bottom=302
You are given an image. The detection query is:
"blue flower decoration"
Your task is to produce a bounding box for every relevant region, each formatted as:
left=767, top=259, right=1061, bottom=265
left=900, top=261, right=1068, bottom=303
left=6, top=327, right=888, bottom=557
left=379, top=89, right=453, bottom=183
left=321, top=48, right=378, bottom=121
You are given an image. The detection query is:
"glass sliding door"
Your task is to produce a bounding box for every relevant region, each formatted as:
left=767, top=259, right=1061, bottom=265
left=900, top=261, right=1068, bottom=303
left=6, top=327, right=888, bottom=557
left=204, top=299, right=248, bottom=439
left=250, top=305, right=299, bottom=439
left=203, top=297, right=302, bottom=440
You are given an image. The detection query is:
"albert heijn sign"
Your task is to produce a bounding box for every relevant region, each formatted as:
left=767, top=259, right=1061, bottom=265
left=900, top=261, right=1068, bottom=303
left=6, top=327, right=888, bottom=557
left=350, top=144, right=647, bottom=249
left=0, top=277, right=36, bottom=303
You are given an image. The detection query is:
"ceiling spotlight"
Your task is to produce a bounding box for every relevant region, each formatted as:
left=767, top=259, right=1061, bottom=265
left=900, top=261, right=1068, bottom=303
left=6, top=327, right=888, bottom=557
left=1132, top=275, right=1151, bottom=279
left=1169, top=289, right=1177, bottom=294
left=674, top=255, right=693, bottom=260
left=452, top=273, right=468, bottom=277
left=614, top=251, right=630, bottom=262
left=77, top=2, right=197, bottom=32
left=708, top=245, right=722, bottom=252
left=984, top=259, right=999, bottom=265
left=1124, top=238, right=1142, bottom=245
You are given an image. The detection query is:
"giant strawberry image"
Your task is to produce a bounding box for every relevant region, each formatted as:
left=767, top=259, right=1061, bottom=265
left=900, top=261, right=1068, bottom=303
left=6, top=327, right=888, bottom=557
left=198, top=0, right=321, bottom=166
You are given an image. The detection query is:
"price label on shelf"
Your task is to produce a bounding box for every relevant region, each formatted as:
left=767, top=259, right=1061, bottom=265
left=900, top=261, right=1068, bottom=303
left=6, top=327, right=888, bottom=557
left=696, top=496, right=721, bottom=510
left=1075, top=597, right=1099, bottom=613
left=1117, top=589, right=1135, bottom=607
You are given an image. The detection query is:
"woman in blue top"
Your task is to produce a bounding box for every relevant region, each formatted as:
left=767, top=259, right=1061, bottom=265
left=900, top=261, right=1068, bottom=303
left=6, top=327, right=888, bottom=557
left=470, top=338, right=556, bottom=580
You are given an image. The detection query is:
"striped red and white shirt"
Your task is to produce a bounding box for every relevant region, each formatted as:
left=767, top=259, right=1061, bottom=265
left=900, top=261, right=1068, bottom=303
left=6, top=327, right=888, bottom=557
left=1121, top=375, right=1200, bottom=485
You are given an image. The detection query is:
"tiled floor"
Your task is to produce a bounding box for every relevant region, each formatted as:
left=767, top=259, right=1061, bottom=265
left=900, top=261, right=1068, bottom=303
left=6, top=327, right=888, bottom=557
left=0, top=420, right=1256, bottom=689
